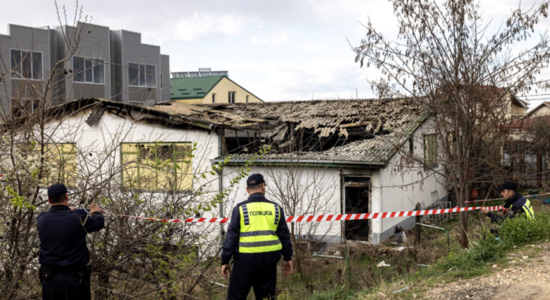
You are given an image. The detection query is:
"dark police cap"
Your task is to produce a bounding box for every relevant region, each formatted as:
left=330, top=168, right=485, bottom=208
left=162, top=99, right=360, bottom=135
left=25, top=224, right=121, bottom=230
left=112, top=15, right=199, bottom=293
left=48, top=183, right=68, bottom=199
left=496, top=181, right=517, bottom=192
left=247, top=174, right=265, bottom=186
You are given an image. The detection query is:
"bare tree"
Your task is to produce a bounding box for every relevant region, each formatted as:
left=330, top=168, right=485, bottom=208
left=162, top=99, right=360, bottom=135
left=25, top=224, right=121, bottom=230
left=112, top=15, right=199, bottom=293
left=353, top=0, right=550, bottom=247
left=263, top=163, right=337, bottom=275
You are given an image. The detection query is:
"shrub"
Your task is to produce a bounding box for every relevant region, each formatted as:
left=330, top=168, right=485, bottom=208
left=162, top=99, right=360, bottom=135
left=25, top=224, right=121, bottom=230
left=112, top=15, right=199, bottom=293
left=499, top=210, right=550, bottom=246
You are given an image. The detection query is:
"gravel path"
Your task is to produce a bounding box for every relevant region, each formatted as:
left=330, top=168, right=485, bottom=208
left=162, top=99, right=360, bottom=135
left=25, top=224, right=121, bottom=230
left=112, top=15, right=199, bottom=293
left=424, top=244, right=550, bottom=300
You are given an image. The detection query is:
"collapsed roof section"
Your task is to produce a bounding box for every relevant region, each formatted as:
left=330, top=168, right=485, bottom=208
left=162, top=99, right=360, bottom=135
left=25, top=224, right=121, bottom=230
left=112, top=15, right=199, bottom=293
left=17, top=97, right=427, bottom=167
left=195, top=98, right=428, bottom=166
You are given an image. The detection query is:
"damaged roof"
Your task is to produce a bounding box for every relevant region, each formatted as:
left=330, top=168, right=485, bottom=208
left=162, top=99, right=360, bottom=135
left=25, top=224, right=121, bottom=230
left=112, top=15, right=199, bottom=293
left=201, top=98, right=428, bottom=166
left=26, top=97, right=427, bottom=167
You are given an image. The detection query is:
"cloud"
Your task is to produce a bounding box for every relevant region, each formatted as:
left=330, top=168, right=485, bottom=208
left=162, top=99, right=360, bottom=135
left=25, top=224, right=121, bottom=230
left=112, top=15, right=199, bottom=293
left=172, top=12, right=253, bottom=42
left=249, top=32, right=289, bottom=46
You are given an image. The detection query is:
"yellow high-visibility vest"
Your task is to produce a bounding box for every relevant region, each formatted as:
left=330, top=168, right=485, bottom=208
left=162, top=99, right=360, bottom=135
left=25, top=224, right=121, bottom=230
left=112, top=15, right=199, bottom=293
left=239, top=202, right=282, bottom=253
left=511, top=198, right=535, bottom=219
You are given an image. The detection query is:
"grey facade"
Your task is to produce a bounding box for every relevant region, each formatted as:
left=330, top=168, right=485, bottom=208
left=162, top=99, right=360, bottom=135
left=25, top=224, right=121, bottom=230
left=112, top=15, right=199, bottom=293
left=54, top=23, right=112, bottom=104
left=110, top=30, right=169, bottom=104
left=0, top=22, right=170, bottom=117
left=0, top=24, right=52, bottom=117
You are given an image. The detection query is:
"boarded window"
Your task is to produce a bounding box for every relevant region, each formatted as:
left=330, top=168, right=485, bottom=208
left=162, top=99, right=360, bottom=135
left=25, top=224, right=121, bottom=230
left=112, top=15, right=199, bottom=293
left=41, top=143, right=77, bottom=188
left=424, top=134, right=437, bottom=167
left=121, top=142, right=192, bottom=191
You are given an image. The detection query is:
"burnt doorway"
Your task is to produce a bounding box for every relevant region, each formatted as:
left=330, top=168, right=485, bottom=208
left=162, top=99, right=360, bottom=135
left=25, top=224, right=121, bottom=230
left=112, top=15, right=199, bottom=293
left=343, top=177, right=370, bottom=241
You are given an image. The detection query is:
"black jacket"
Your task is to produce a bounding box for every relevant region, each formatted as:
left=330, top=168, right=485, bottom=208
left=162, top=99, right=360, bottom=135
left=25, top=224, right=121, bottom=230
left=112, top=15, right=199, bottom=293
left=486, top=192, right=529, bottom=224
left=37, top=205, right=105, bottom=267
left=221, top=193, right=293, bottom=265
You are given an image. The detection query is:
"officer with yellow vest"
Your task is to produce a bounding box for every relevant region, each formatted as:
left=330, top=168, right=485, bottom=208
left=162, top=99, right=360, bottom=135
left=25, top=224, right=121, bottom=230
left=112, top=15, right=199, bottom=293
left=221, top=174, right=293, bottom=300
left=480, top=181, right=535, bottom=223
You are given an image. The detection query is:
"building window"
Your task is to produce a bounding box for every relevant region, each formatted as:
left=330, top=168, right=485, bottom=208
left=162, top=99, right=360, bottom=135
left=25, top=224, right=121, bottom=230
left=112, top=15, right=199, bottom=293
left=212, top=93, right=216, bottom=103
left=11, top=99, right=38, bottom=117
left=160, top=73, right=163, bottom=89
left=73, top=57, right=104, bottom=84
left=128, top=63, right=156, bottom=87
left=41, top=143, right=77, bottom=188
left=121, top=142, right=193, bottom=191
left=408, top=138, right=413, bottom=154
left=424, top=134, right=437, bottom=167
left=228, top=91, right=236, bottom=103
left=246, top=95, right=249, bottom=103
left=10, top=50, right=42, bottom=80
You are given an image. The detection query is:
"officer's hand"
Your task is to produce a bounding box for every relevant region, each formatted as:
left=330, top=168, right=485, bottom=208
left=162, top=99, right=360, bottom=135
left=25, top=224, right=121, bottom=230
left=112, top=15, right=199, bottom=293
left=221, top=264, right=231, bottom=279
left=70, top=206, right=76, bottom=211
left=283, top=260, right=293, bottom=276
left=89, top=203, right=101, bottom=214
left=479, top=207, right=489, bottom=215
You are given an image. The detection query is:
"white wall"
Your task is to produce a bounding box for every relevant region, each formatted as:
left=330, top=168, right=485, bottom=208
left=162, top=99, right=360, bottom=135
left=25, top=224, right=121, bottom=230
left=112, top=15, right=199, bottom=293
left=43, top=109, right=220, bottom=208
left=221, top=165, right=341, bottom=243
left=373, top=117, right=448, bottom=243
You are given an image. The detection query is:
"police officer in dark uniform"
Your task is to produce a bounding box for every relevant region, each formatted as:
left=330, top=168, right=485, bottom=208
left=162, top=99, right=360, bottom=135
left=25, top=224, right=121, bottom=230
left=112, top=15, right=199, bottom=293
left=37, top=183, right=105, bottom=300
left=480, top=181, right=535, bottom=223
left=221, top=174, right=293, bottom=300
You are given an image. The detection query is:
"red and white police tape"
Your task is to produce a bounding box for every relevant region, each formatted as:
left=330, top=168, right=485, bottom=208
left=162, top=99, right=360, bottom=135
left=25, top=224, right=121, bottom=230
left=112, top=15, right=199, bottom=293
left=101, top=205, right=503, bottom=224
left=465, top=192, right=550, bottom=204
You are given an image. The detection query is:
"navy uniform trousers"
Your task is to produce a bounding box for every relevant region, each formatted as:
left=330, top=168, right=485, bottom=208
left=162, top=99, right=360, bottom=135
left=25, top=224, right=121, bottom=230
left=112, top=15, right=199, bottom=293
left=228, top=262, right=277, bottom=300
left=40, top=266, right=91, bottom=300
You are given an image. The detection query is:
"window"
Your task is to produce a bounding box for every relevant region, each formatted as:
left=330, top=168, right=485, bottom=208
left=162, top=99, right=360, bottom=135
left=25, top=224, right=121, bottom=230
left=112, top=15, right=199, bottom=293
left=160, top=73, right=163, bottom=89
left=73, top=57, right=104, bottom=84
left=10, top=50, right=42, bottom=80
left=212, top=93, right=216, bottom=103
left=41, top=143, right=77, bottom=188
left=246, top=95, right=249, bottom=103
left=408, top=138, right=413, bottom=154
left=128, top=63, right=156, bottom=87
left=424, top=134, right=437, bottom=167
left=11, top=99, right=38, bottom=117
left=121, top=142, right=192, bottom=191
left=228, top=91, right=236, bottom=103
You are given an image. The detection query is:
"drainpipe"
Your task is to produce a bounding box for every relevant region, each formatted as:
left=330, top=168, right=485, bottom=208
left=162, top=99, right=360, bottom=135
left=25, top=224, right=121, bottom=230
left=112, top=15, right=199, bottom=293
left=217, top=130, right=224, bottom=247
left=379, top=172, right=383, bottom=244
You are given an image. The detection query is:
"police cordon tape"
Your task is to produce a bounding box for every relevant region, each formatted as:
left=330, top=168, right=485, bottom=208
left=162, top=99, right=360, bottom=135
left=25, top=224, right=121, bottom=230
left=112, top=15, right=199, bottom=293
left=465, top=192, right=550, bottom=204
left=101, top=205, right=503, bottom=224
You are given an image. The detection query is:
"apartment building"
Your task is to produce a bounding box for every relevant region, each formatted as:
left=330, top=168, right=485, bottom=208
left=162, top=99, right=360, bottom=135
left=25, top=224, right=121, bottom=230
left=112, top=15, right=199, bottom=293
left=0, top=22, right=170, bottom=117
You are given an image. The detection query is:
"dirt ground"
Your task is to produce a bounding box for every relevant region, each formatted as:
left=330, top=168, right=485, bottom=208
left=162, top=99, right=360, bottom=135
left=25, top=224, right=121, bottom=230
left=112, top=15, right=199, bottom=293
left=424, top=243, right=550, bottom=300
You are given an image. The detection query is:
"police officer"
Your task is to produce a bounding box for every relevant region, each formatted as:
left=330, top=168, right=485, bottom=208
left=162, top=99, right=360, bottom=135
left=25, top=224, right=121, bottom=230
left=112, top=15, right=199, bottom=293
left=480, top=181, right=535, bottom=223
left=221, top=174, right=293, bottom=300
left=37, top=183, right=105, bottom=300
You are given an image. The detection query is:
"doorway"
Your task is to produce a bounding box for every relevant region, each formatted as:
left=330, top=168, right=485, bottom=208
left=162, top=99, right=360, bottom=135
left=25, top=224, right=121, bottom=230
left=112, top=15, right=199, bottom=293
left=343, top=177, right=370, bottom=241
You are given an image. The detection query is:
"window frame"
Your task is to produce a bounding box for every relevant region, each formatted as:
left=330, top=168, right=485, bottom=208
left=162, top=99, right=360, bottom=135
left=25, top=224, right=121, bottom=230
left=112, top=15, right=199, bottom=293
left=72, top=56, right=105, bottom=84
left=212, top=93, right=216, bottom=103
left=10, top=49, right=44, bottom=80
left=127, top=62, right=157, bottom=88
left=228, top=91, right=236, bottom=103
left=120, top=142, right=193, bottom=192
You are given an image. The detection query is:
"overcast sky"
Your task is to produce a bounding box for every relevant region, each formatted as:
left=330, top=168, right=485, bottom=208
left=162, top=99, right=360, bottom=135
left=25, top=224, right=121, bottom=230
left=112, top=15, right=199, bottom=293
left=0, top=0, right=549, bottom=107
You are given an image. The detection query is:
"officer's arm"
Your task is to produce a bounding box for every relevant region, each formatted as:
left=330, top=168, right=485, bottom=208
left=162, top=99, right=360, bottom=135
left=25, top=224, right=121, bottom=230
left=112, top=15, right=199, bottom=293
left=486, top=212, right=504, bottom=224
left=276, top=207, right=293, bottom=261
left=80, top=211, right=105, bottom=232
left=221, top=206, right=241, bottom=265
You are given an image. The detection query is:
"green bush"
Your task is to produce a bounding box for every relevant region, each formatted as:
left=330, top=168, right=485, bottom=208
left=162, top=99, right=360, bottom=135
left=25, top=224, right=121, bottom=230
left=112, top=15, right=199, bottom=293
left=439, top=229, right=505, bottom=271
left=437, top=210, right=550, bottom=274
left=499, top=210, right=550, bottom=246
